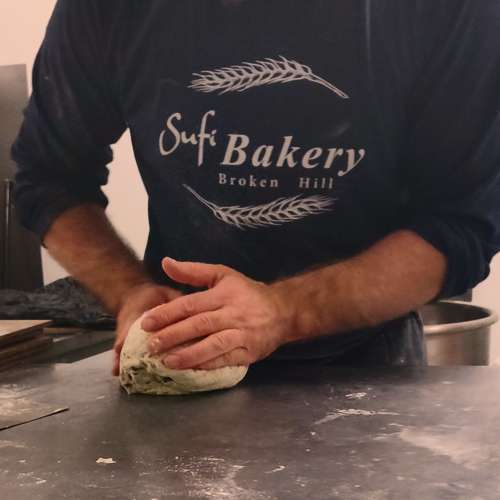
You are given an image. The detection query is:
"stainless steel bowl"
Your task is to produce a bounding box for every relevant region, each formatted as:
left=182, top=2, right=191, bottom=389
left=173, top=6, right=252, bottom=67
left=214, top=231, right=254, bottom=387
left=420, top=300, right=498, bottom=366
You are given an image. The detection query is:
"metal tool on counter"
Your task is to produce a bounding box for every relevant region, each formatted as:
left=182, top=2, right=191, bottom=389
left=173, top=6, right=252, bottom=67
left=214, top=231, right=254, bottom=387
left=0, top=384, right=69, bottom=432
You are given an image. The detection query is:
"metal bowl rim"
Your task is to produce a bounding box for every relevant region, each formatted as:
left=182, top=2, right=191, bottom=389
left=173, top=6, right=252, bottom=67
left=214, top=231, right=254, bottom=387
left=423, top=300, right=498, bottom=336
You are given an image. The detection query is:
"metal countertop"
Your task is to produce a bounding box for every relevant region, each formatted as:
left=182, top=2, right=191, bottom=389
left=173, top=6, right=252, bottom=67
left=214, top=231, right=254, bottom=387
left=1, top=352, right=499, bottom=499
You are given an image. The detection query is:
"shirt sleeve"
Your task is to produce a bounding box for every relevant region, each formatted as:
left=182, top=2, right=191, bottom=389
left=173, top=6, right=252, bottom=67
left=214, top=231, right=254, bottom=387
left=402, top=0, right=500, bottom=298
left=11, top=0, right=126, bottom=242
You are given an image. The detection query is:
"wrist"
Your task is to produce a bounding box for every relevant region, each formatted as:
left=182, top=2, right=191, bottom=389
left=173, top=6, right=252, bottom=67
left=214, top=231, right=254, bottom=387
left=115, top=280, right=181, bottom=322
left=271, top=265, right=348, bottom=343
left=270, top=276, right=320, bottom=344
left=112, top=277, right=156, bottom=316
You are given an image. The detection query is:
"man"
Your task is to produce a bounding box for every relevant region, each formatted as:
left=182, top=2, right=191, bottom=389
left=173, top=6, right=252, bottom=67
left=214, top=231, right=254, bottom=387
left=12, top=1, right=500, bottom=374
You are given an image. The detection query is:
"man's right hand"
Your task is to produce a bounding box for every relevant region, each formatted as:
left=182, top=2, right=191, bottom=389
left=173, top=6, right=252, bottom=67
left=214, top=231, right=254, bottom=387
left=113, top=282, right=182, bottom=375
left=39, top=204, right=184, bottom=375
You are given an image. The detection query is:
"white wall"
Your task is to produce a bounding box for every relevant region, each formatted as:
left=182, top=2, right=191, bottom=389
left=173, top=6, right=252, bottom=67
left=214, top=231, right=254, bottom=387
left=0, top=0, right=149, bottom=285
left=1, top=1, right=499, bottom=364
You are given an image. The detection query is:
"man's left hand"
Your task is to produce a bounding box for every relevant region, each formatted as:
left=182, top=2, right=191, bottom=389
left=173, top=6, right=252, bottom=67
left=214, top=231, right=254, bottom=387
left=141, top=257, right=292, bottom=370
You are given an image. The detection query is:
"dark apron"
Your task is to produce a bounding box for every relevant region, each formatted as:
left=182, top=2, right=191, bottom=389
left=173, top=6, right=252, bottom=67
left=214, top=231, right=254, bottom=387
left=269, top=311, right=427, bottom=367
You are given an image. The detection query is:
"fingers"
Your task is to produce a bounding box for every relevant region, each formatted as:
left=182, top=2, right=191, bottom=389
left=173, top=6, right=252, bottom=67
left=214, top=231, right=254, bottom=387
left=148, top=310, right=228, bottom=355
left=162, top=330, right=245, bottom=369
left=112, top=336, right=126, bottom=376
left=112, top=351, right=120, bottom=376
left=195, top=348, right=250, bottom=370
left=162, top=257, right=232, bottom=289
left=112, top=312, right=147, bottom=376
left=113, top=335, right=125, bottom=355
left=142, top=290, right=222, bottom=332
left=112, top=329, right=126, bottom=376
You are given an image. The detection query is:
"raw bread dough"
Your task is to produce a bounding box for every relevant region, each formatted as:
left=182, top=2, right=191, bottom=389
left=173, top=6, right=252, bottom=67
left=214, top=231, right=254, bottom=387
left=120, top=317, right=248, bottom=395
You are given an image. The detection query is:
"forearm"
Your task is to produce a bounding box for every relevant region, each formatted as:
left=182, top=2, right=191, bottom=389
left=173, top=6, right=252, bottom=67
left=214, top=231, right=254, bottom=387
left=43, top=203, right=156, bottom=314
left=272, top=230, right=447, bottom=342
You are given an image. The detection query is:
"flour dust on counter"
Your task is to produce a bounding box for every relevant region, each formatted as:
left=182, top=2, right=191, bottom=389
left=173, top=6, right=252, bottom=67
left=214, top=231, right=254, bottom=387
left=120, top=317, right=248, bottom=395
left=164, top=456, right=270, bottom=500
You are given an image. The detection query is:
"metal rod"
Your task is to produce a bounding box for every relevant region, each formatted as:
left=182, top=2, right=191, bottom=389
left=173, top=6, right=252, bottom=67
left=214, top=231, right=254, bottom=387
left=2, top=178, right=13, bottom=289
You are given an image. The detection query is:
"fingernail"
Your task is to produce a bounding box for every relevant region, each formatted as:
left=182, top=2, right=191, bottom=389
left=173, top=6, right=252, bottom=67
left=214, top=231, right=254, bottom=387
left=148, top=337, right=161, bottom=354
left=142, top=317, right=158, bottom=331
left=163, top=355, right=180, bottom=369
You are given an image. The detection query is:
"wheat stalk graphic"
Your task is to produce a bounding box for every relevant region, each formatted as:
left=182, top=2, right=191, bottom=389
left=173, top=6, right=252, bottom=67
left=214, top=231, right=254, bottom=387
left=184, top=184, right=334, bottom=229
left=189, top=56, right=349, bottom=99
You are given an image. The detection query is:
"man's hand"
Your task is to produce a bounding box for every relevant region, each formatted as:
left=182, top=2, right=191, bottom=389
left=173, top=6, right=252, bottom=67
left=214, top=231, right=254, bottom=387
left=113, top=282, right=182, bottom=375
left=141, top=258, right=292, bottom=370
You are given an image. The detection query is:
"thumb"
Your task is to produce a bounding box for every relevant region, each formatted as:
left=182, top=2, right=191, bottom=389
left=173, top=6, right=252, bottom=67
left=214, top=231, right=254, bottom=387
left=162, top=257, right=230, bottom=288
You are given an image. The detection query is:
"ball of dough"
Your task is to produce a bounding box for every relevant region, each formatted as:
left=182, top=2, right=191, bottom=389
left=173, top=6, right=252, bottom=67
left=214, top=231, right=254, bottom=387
left=119, top=317, right=248, bottom=395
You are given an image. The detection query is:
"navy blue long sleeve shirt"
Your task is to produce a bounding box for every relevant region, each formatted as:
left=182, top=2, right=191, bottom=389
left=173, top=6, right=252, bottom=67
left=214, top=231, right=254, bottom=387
left=11, top=0, right=500, bottom=298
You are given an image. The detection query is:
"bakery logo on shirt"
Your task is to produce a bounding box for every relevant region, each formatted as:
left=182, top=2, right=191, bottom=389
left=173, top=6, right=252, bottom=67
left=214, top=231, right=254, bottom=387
left=158, top=56, right=366, bottom=229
